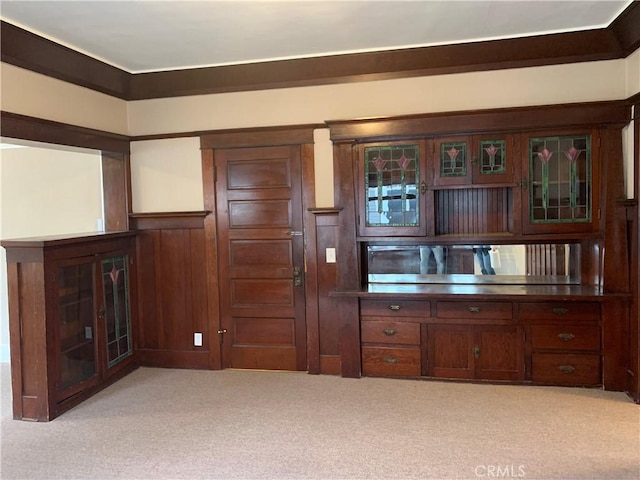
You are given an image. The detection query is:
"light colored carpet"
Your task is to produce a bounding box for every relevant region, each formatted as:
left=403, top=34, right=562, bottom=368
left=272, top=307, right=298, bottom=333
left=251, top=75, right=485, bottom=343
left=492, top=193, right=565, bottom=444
left=1, top=364, right=638, bottom=480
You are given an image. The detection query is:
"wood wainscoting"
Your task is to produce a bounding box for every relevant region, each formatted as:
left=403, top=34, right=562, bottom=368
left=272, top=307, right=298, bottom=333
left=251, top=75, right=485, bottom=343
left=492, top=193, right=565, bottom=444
left=306, top=209, right=341, bottom=375
left=130, top=212, right=217, bottom=369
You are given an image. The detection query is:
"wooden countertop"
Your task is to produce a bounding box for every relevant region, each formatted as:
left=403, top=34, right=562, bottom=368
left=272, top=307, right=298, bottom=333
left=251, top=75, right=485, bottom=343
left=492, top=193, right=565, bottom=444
left=0, top=231, right=136, bottom=248
left=331, top=276, right=614, bottom=300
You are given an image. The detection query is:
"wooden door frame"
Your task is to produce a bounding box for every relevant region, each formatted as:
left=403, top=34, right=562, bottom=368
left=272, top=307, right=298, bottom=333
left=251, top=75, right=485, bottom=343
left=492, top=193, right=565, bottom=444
left=200, top=125, right=320, bottom=370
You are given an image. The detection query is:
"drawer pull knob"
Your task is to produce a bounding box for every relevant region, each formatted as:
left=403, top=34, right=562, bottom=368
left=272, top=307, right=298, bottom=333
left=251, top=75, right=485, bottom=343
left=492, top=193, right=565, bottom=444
left=468, top=306, right=481, bottom=313
left=383, top=329, right=397, bottom=336
left=558, top=365, right=576, bottom=374
left=557, top=333, right=575, bottom=341
left=552, top=307, right=569, bottom=316
left=384, top=357, right=399, bottom=364
left=388, top=305, right=401, bottom=311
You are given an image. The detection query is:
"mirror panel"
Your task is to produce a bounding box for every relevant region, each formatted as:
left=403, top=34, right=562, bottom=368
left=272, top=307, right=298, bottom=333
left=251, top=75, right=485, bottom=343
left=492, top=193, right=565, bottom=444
left=366, top=243, right=581, bottom=284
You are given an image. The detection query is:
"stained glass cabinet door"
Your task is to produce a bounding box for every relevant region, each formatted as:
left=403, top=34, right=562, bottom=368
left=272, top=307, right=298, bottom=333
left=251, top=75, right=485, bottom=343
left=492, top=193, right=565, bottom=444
left=471, top=134, right=518, bottom=185
left=101, top=255, right=133, bottom=368
left=523, top=130, right=600, bottom=234
left=358, top=141, right=429, bottom=236
left=433, top=135, right=518, bottom=187
left=432, top=136, right=472, bottom=187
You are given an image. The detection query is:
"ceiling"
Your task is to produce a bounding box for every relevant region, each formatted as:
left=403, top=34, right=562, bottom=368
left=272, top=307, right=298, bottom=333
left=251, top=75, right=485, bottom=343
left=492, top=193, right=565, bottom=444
left=0, top=0, right=633, bottom=74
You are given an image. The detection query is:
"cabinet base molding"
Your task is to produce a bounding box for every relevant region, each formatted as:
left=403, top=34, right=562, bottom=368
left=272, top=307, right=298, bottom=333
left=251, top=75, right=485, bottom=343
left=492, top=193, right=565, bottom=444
left=319, top=355, right=341, bottom=375
left=137, top=349, right=213, bottom=370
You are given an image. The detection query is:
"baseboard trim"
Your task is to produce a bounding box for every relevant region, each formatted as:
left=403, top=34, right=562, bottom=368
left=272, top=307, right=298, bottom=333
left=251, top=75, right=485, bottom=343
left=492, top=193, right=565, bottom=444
left=137, top=349, right=213, bottom=369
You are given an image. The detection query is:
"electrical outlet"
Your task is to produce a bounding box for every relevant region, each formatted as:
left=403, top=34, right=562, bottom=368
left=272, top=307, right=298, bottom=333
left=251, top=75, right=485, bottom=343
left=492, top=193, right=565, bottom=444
left=194, top=332, right=203, bottom=347
left=326, top=247, right=336, bottom=263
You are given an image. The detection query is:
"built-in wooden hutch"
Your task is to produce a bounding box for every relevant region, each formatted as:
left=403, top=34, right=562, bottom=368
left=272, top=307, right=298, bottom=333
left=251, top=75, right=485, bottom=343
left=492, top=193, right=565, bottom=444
left=326, top=101, right=633, bottom=392
left=2, top=232, right=137, bottom=421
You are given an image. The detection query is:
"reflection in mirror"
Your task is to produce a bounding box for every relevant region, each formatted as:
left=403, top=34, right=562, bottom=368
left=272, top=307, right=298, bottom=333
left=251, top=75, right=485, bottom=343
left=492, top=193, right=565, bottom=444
left=366, top=243, right=581, bottom=284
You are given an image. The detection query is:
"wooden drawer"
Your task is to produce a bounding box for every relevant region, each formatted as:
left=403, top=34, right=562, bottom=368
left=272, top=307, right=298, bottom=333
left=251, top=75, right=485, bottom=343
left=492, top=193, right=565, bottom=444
left=436, top=301, right=512, bottom=320
left=361, top=321, right=420, bottom=345
left=362, top=346, right=421, bottom=377
left=519, top=302, right=600, bottom=322
left=360, top=299, right=430, bottom=318
left=532, top=353, right=601, bottom=385
left=530, top=324, right=600, bottom=351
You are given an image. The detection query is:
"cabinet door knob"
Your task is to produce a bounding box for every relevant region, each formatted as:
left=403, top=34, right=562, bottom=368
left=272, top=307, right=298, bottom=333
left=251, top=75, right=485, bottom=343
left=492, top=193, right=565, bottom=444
left=558, top=365, right=576, bottom=374
left=552, top=307, right=569, bottom=316
left=97, top=307, right=106, bottom=319
left=557, top=333, right=575, bottom=341
left=383, top=329, right=397, bottom=336
left=384, top=357, right=399, bottom=364
left=472, top=345, right=480, bottom=359
left=468, top=306, right=481, bottom=313
left=388, top=304, right=401, bottom=311
left=420, top=181, right=428, bottom=194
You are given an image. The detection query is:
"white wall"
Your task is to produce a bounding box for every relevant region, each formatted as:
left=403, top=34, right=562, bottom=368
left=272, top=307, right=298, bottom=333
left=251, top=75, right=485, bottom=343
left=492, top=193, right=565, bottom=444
left=0, top=63, right=129, bottom=135
left=127, top=58, right=633, bottom=212
left=0, top=145, right=103, bottom=362
left=130, top=138, right=204, bottom=212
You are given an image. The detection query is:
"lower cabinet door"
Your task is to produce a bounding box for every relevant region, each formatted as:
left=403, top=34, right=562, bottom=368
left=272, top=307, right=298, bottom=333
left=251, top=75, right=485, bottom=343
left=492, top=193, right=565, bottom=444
left=532, top=353, right=601, bottom=385
left=362, top=346, right=421, bottom=377
left=427, top=325, right=474, bottom=379
left=427, top=324, right=524, bottom=381
left=475, top=326, right=524, bottom=381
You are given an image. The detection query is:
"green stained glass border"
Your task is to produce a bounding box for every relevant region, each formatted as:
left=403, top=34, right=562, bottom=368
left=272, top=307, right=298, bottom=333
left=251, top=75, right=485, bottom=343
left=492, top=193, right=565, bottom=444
left=529, top=135, right=591, bottom=224
left=479, top=139, right=506, bottom=175
left=364, top=145, right=420, bottom=227
left=440, top=141, right=467, bottom=177
left=102, top=255, right=133, bottom=367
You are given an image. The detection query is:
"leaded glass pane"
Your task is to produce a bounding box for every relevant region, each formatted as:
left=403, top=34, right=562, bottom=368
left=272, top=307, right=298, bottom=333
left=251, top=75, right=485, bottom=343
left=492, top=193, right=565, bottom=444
left=364, top=145, right=419, bottom=227
left=479, top=140, right=506, bottom=175
left=529, top=135, right=591, bottom=223
left=102, top=255, right=132, bottom=367
left=440, top=141, right=467, bottom=177
left=58, top=263, right=96, bottom=390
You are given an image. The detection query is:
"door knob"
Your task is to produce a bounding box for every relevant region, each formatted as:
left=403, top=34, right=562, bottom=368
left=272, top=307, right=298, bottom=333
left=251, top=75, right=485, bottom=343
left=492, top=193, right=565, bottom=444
left=293, top=267, right=302, bottom=287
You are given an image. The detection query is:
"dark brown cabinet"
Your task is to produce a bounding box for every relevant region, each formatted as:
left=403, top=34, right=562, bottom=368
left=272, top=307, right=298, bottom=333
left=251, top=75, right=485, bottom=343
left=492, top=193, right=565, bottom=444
left=358, top=296, right=600, bottom=385
left=2, top=232, right=137, bottom=421
left=357, top=141, right=428, bottom=237
left=521, top=129, right=600, bottom=234
left=360, top=299, right=426, bottom=377
left=427, top=325, right=523, bottom=381
left=359, top=298, right=524, bottom=382
left=428, top=300, right=523, bottom=381
left=327, top=102, right=631, bottom=393
left=522, top=301, right=601, bottom=386
left=432, top=134, right=518, bottom=188
left=355, top=128, right=603, bottom=239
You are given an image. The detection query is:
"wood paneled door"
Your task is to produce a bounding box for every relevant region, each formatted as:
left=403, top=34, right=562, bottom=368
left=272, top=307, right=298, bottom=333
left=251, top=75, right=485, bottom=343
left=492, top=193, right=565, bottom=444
left=215, top=145, right=307, bottom=370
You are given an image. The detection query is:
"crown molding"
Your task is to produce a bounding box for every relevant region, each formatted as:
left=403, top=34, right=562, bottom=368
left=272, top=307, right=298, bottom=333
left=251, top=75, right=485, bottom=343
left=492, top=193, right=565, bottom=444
left=1, top=1, right=639, bottom=101
left=0, top=21, right=129, bottom=99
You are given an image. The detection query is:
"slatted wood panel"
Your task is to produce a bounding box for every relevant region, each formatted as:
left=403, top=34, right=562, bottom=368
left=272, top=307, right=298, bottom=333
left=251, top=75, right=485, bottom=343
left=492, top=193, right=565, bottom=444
left=525, top=244, right=567, bottom=275
left=135, top=228, right=210, bottom=368
left=435, top=187, right=511, bottom=235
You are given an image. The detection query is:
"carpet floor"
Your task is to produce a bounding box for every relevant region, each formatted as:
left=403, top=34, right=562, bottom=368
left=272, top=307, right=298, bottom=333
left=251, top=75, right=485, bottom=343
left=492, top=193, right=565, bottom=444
left=1, top=365, right=639, bottom=480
